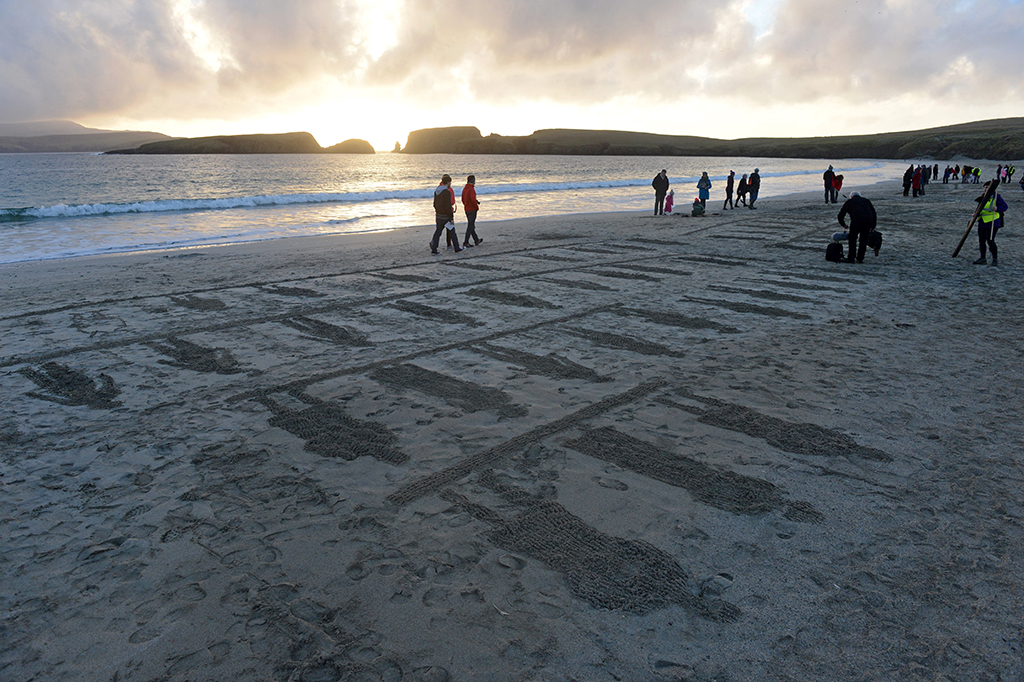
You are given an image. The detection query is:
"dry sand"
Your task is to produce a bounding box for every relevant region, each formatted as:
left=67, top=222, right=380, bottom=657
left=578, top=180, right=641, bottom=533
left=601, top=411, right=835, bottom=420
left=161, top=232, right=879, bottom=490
left=2, top=176, right=1023, bottom=681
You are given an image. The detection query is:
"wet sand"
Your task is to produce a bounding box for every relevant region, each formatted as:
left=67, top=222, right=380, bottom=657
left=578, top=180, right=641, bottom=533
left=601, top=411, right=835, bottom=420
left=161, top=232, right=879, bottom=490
left=2, top=175, right=1023, bottom=681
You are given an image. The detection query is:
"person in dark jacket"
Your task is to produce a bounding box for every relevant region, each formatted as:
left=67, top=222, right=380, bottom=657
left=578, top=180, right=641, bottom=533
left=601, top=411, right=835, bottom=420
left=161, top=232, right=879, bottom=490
left=747, top=169, right=761, bottom=209
left=724, top=170, right=735, bottom=209
left=903, top=165, right=914, bottom=196
left=824, top=165, right=836, bottom=203
left=652, top=170, right=670, bottom=215
left=430, top=174, right=463, bottom=255
left=837, top=192, right=877, bottom=263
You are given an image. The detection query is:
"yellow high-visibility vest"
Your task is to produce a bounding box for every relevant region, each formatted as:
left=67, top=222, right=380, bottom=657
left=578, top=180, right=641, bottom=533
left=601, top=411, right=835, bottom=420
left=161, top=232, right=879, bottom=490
left=980, top=196, right=999, bottom=224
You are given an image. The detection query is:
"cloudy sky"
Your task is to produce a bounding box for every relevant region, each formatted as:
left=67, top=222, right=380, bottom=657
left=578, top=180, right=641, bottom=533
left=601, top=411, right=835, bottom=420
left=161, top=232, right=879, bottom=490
left=1, top=0, right=1022, bottom=150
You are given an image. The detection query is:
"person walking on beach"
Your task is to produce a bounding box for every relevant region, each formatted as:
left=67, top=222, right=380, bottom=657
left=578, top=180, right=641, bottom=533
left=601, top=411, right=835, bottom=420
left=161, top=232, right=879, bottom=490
left=696, top=172, right=712, bottom=209
left=736, top=173, right=749, bottom=207
left=724, top=171, right=735, bottom=209
left=974, top=181, right=1007, bottom=266
left=652, top=170, right=670, bottom=215
left=837, top=191, right=877, bottom=264
left=460, top=175, right=483, bottom=248
left=824, top=165, right=836, bottom=203
left=747, top=169, right=761, bottom=209
left=430, top=174, right=463, bottom=255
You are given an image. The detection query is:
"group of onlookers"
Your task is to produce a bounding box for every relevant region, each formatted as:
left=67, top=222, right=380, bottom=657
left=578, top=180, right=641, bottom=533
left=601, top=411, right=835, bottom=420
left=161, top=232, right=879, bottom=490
left=652, top=168, right=762, bottom=216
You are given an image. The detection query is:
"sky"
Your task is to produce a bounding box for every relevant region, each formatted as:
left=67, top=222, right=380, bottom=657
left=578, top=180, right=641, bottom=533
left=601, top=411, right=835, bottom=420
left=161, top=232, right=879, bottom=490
left=1, top=0, right=1022, bottom=151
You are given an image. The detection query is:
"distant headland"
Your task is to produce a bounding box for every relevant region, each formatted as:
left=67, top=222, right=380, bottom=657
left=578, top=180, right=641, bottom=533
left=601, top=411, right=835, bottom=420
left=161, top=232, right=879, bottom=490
left=3, top=117, right=1022, bottom=158
left=398, top=118, right=1024, bottom=160
left=106, top=132, right=374, bottom=155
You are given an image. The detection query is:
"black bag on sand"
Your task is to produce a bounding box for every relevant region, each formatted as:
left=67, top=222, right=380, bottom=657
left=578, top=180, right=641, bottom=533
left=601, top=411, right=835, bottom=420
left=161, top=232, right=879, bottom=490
left=826, top=241, right=844, bottom=262
left=867, top=230, right=882, bottom=251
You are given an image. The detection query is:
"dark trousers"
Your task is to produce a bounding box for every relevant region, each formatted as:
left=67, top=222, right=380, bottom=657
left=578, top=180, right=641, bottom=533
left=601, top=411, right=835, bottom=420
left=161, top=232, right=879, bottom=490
left=724, top=191, right=733, bottom=209
left=979, top=222, right=999, bottom=258
left=655, top=194, right=666, bottom=215
left=464, top=211, right=479, bottom=245
left=847, top=226, right=869, bottom=262
left=748, top=190, right=758, bottom=208
left=431, top=215, right=452, bottom=251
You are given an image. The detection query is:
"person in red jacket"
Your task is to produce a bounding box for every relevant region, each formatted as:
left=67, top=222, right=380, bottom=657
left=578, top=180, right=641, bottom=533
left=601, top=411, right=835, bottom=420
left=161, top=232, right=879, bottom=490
left=832, top=174, right=844, bottom=203
left=461, top=175, right=483, bottom=247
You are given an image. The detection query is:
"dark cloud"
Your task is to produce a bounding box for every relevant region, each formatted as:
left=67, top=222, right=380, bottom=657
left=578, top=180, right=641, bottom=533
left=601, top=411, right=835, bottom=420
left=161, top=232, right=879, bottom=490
left=0, top=0, right=1021, bottom=124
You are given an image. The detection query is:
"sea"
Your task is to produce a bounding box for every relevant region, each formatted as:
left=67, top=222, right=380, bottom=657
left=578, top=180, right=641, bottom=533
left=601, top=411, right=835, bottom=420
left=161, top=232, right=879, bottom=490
left=0, top=153, right=911, bottom=264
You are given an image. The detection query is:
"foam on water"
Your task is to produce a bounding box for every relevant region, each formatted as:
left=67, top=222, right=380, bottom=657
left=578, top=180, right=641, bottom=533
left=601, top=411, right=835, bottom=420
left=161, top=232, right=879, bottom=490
left=0, top=153, right=907, bottom=263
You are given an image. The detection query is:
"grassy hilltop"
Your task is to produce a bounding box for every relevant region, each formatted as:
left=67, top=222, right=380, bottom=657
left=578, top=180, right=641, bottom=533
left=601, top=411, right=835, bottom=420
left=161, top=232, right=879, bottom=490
left=400, top=118, right=1024, bottom=160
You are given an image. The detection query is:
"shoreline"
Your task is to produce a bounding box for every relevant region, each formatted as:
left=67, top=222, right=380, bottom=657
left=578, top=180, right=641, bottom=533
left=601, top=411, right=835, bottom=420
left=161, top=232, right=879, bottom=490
left=3, top=172, right=1023, bottom=680
left=0, top=172, right=916, bottom=269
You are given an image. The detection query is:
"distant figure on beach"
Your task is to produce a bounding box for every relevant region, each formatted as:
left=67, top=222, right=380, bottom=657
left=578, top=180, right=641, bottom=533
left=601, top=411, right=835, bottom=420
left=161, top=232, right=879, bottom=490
left=1008, top=164, right=1015, bottom=184
left=652, top=170, right=670, bottom=215
left=837, top=191, right=877, bottom=264
left=736, top=174, right=749, bottom=207
left=696, top=172, right=712, bottom=208
left=973, top=167, right=981, bottom=184
left=430, top=174, right=463, bottom=255
left=903, top=165, right=914, bottom=196
left=832, top=174, right=844, bottom=202
left=824, top=165, right=836, bottom=203
left=961, top=165, right=972, bottom=184
left=460, top=175, right=483, bottom=248
left=912, top=167, right=922, bottom=197
left=724, top=171, right=735, bottom=209
left=691, top=198, right=705, bottom=216
left=920, top=165, right=928, bottom=196
left=664, top=190, right=675, bottom=214
left=933, top=164, right=939, bottom=180
left=974, top=181, right=1007, bottom=266
left=747, top=169, right=761, bottom=209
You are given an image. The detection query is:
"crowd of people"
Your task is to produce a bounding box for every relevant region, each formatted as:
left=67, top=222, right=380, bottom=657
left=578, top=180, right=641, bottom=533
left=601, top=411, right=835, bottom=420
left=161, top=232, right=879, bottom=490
left=651, top=168, right=761, bottom=216
left=428, top=160, right=1017, bottom=267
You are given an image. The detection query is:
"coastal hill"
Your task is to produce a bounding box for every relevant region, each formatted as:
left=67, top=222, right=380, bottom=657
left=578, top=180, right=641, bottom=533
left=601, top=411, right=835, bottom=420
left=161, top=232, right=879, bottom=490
left=0, top=120, right=173, bottom=153
left=400, top=118, right=1024, bottom=160
left=106, top=132, right=375, bottom=154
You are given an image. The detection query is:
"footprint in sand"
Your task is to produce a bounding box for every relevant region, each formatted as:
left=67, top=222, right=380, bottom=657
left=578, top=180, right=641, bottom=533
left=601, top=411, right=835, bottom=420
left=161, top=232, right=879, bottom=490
left=595, top=477, right=629, bottom=491
left=497, top=554, right=527, bottom=570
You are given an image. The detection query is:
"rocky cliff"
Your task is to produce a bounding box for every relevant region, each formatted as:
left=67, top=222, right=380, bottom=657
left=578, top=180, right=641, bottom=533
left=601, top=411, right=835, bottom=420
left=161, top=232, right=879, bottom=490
left=106, top=132, right=328, bottom=154
left=398, top=119, right=1024, bottom=160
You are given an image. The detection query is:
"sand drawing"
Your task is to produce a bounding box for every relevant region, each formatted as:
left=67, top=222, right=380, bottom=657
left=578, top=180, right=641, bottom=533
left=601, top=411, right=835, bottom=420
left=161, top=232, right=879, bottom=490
left=148, top=336, right=244, bottom=374
left=19, top=361, right=122, bottom=408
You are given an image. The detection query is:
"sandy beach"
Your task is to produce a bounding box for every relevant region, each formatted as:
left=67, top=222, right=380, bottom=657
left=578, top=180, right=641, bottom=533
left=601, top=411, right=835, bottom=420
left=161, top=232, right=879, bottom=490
left=2, top=174, right=1023, bottom=681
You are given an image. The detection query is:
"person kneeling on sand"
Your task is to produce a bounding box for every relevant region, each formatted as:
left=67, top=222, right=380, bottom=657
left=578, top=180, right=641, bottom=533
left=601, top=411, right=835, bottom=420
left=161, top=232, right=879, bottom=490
left=837, top=191, right=877, bottom=263
left=691, top=198, right=705, bottom=216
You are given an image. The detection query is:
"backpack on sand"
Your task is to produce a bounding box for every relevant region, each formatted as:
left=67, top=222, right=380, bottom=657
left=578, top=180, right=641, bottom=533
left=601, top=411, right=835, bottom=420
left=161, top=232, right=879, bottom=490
left=826, top=241, right=844, bottom=262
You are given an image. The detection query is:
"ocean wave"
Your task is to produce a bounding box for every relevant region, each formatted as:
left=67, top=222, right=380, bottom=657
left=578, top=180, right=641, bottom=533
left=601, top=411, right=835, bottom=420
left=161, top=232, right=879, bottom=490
left=0, top=164, right=883, bottom=222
